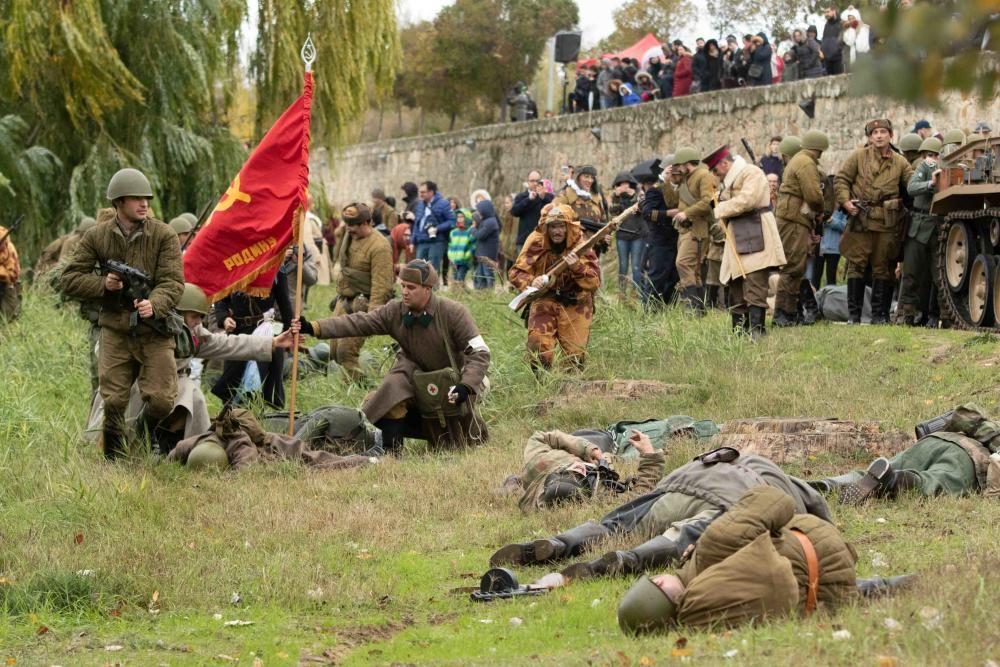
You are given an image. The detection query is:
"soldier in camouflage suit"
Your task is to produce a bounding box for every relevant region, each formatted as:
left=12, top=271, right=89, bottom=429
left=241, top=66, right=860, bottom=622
left=509, top=204, right=601, bottom=370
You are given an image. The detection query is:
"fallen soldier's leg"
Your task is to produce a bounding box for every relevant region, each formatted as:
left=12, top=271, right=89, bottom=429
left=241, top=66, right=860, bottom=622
left=489, top=521, right=611, bottom=567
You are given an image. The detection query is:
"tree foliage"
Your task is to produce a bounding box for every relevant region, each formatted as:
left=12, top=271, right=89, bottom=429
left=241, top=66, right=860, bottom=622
left=0, top=0, right=398, bottom=262
left=596, top=0, right=697, bottom=53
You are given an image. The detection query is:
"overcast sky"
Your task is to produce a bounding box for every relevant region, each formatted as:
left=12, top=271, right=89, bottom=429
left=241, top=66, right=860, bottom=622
left=397, top=0, right=726, bottom=48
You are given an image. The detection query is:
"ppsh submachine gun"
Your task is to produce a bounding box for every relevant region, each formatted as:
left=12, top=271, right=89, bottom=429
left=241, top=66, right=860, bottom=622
left=102, top=259, right=154, bottom=329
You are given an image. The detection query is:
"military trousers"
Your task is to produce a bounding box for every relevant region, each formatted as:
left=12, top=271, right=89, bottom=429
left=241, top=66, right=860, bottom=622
left=897, top=234, right=939, bottom=318
left=852, top=437, right=977, bottom=496
left=99, top=328, right=177, bottom=425
left=727, top=269, right=770, bottom=312
left=526, top=296, right=593, bottom=368
left=775, top=219, right=811, bottom=313
left=632, top=491, right=721, bottom=542
left=840, top=226, right=899, bottom=281
left=330, top=295, right=369, bottom=380
left=675, top=232, right=706, bottom=291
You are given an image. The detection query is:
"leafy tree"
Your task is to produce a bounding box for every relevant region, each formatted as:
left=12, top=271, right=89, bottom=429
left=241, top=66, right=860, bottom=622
left=596, top=0, right=696, bottom=53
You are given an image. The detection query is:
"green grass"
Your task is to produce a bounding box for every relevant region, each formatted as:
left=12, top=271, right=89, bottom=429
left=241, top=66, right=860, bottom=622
left=2, top=284, right=999, bottom=666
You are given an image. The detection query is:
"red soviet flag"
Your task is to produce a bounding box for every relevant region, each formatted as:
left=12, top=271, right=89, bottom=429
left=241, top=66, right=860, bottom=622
left=184, top=72, right=313, bottom=300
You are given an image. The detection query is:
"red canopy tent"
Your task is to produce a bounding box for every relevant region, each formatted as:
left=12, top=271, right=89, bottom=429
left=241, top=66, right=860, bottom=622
left=575, top=33, right=664, bottom=69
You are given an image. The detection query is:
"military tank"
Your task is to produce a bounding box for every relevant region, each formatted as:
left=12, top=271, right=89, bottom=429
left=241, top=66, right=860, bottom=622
left=933, top=136, right=1000, bottom=329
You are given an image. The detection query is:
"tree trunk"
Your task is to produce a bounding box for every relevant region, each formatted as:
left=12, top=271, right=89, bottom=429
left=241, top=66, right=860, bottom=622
left=418, top=107, right=424, bottom=134
left=377, top=107, right=384, bottom=141
left=449, top=112, right=457, bottom=131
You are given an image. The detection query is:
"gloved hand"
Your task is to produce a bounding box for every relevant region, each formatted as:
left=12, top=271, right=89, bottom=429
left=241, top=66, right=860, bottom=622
left=297, top=316, right=315, bottom=336
left=448, top=384, right=471, bottom=405
left=710, top=222, right=726, bottom=243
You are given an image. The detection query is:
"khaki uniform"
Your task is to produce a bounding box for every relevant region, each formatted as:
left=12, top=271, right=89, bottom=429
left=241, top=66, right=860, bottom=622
left=834, top=145, right=913, bottom=280
left=674, top=485, right=858, bottom=628
left=518, top=430, right=666, bottom=512
left=311, top=293, right=490, bottom=447
left=60, top=216, right=184, bottom=432
left=372, top=200, right=399, bottom=231
left=34, top=233, right=69, bottom=276
left=0, top=227, right=21, bottom=321
left=899, top=158, right=943, bottom=318
left=715, top=158, right=786, bottom=310
left=330, top=230, right=394, bottom=379
left=676, top=166, right=718, bottom=291
left=775, top=151, right=825, bottom=313
left=509, top=218, right=601, bottom=368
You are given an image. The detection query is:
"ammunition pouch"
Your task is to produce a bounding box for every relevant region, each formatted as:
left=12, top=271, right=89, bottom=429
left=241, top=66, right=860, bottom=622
left=728, top=208, right=768, bottom=254
left=552, top=288, right=580, bottom=306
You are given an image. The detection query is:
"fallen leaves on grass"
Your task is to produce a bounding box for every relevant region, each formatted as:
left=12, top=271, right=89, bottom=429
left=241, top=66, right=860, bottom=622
left=36, top=625, right=48, bottom=636
left=73, top=533, right=84, bottom=546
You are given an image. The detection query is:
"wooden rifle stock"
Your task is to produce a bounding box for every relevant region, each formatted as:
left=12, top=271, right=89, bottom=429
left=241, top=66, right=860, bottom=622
left=508, top=203, right=639, bottom=312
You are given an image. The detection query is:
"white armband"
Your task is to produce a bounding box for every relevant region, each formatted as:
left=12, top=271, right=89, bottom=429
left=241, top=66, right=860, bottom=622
left=467, top=335, right=490, bottom=353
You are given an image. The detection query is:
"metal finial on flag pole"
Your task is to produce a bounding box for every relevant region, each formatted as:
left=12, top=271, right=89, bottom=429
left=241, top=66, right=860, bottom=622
left=301, top=34, right=316, bottom=72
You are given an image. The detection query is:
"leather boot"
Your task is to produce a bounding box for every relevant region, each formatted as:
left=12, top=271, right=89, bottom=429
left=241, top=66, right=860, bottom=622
left=374, top=418, right=411, bottom=455
left=706, top=285, right=720, bottom=309
left=799, top=279, right=818, bottom=325
left=490, top=522, right=610, bottom=567
left=101, top=426, right=126, bottom=461
left=772, top=309, right=797, bottom=328
left=807, top=471, right=863, bottom=494
left=683, top=286, right=705, bottom=316
left=559, top=517, right=709, bottom=580
left=886, top=469, right=920, bottom=497
left=869, top=280, right=887, bottom=324
left=748, top=306, right=766, bottom=340
left=856, top=574, right=916, bottom=598
left=840, top=458, right=918, bottom=505
left=846, top=278, right=865, bottom=324
left=731, top=311, right=747, bottom=335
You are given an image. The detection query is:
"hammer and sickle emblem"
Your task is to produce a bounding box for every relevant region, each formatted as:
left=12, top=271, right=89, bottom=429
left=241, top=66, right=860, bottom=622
left=215, top=175, right=252, bottom=212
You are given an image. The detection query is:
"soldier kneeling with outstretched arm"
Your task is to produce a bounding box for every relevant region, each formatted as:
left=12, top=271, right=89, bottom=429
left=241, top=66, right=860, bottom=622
left=296, top=259, right=490, bottom=453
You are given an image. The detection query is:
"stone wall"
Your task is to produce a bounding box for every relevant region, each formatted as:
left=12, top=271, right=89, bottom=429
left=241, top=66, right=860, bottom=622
left=313, top=75, right=998, bottom=207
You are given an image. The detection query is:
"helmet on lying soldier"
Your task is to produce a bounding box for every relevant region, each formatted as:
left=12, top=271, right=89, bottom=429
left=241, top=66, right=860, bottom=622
left=187, top=437, right=229, bottom=471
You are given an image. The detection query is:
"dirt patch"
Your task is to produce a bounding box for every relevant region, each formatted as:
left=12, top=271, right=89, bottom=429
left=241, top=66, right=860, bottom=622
left=713, top=417, right=914, bottom=464
left=537, top=380, right=691, bottom=415
left=927, top=343, right=955, bottom=365
left=302, top=619, right=411, bottom=665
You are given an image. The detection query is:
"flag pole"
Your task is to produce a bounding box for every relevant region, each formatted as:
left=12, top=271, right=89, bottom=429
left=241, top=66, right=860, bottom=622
left=288, top=35, right=317, bottom=437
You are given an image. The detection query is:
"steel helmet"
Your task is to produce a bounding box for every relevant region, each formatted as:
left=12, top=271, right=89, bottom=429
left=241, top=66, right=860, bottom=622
left=618, top=576, right=678, bottom=635
left=778, top=135, right=802, bottom=158
left=941, top=129, right=966, bottom=146
left=898, top=133, right=923, bottom=152
left=186, top=438, right=229, bottom=471
left=672, top=147, right=701, bottom=165
left=918, top=137, right=943, bottom=154
left=180, top=212, right=198, bottom=227
left=177, top=283, right=209, bottom=315
left=106, top=168, right=154, bottom=200
left=169, top=216, right=194, bottom=235
left=800, top=130, right=830, bottom=152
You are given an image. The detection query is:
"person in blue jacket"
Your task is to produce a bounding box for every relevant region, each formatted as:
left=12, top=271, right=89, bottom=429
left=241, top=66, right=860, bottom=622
left=471, top=198, right=500, bottom=289
left=411, top=180, right=455, bottom=274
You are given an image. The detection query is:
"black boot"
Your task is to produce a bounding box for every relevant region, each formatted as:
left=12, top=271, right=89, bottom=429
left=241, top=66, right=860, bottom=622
left=101, top=426, right=126, bottom=461
left=706, top=285, right=720, bottom=309
left=559, top=517, right=710, bottom=580
left=840, top=458, right=918, bottom=505
left=856, top=575, right=916, bottom=598
left=869, top=280, right=887, bottom=324
left=374, top=417, right=411, bottom=455
left=799, top=280, right=818, bottom=325
left=490, top=522, right=610, bottom=567
left=731, top=311, right=748, bottom=335
left=748, top=306, right=766, bottom=340
left=772, top=309, right=797, bottom=327
left=846, top=278, right=865, bottom=324
left=683, top=286, right=705, bottom=316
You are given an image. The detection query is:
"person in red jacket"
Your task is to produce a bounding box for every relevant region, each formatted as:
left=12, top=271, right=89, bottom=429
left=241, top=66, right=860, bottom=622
left=672, top=45, right=693, bottom=97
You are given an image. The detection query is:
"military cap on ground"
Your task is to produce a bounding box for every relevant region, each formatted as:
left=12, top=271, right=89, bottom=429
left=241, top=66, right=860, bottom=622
left=342, top=203, right=373, bottom=224
left=941, top=129, right=966, bottom=146
left=673, top=147, right=701, bottom=165
left=618, top=576, right=678, bottom=635
left=107, top=168, right=154, bottom=200
left=703, top=145, right=731, bottom=170
left=801, top=130, right=830, bottom=152
left=76, top=216, right=97, bottom=233
left=399, top=259, right=439, bottom=288
left=169, top=216, right=194, bottom=235
left=177, top=283, right=209, bottom=315
left=187, top=438, right=229, bottom=471
left=864, top=118, right=893, bottom=136
left=778, top=135, right=802, bottom=158
left=899, top=133, right=923, bottom=152
left=919, top=137, right=943, bottom=154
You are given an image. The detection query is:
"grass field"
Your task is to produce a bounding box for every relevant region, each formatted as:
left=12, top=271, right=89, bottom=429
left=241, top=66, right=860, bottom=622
left=1, top=283, right=999, bottom=666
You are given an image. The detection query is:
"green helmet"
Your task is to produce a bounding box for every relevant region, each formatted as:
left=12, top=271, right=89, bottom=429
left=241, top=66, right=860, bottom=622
left=919, top=137, right=943, bottom=154
left=618, top=576, right=678, bottom=635
left=187, top=438, right=229, bottom=471
left=177, top=283, right=209, bottom=315
left=941, top=129, right=966, bottom=146
left=180, top=212, right=198, bottom=227
left=800, top=130, right=829, bottom=152
left=898, top=133, right=923, bottom=152
left=673, top=146, right=700, bottom=165
left=106, top=168, right=154, bottom=200
left=169, top=216, right=194, bottom=235
left=778, top=135, right=802, bottom=158
left=307, top=342, right=331, bottom=363
left=76, top=216, right=97, bottom=233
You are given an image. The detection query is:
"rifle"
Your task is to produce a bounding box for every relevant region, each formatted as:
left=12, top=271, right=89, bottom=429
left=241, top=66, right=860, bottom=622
left=741, top=138, right=757, bottom=166
left=0, top=215, right=25, bottom=246
left=508, top=202, right=639, bottom=312
left=102, top=259, right=153, bottom=329
left=181, top=198, right=215, bottom=252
